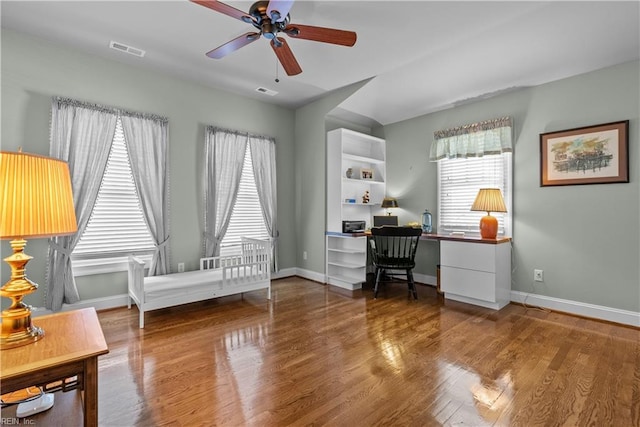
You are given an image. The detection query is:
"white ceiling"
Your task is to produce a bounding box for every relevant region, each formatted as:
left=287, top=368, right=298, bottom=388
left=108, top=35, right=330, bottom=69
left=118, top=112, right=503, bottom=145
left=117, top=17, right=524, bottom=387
left=2, top=1, right=639, bottom=126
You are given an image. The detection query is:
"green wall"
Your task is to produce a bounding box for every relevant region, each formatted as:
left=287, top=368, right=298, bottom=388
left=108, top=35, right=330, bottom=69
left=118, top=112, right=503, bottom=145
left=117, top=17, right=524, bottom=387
left=2, top=27, right=638, bottom=318
left=381, top=61, right=639, bottom=312
left=1, top=29, right=296, bottom=304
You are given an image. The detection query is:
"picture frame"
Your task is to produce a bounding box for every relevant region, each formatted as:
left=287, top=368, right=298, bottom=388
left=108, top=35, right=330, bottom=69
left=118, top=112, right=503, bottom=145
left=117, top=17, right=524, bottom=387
left=540, top=120, right=629, bottom=187
left=360, top=168, right=374, bottom=180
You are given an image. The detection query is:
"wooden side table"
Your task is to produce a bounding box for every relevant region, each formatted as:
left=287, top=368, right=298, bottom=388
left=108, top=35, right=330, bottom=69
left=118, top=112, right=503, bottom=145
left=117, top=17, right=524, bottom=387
left=1, top=307, right=109, bottom=426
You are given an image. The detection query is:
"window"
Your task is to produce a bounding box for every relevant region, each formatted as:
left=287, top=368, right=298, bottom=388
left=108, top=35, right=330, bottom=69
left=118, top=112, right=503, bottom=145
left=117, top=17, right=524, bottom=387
left=72, top=117, right=155, bottom=275
left=437, top=153, right=512, bottom=236
left=203, top=127, right=277, bottom=265
left=219, top=145, right=269, bottom=256
left=431, top=117, right=513, bottom=237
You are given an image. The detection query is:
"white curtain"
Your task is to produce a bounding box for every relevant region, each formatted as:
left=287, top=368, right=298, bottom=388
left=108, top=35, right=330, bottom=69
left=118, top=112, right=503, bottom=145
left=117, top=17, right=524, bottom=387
left=429, top=117, right=513, bottom=161
left=121, top=113, right=170, bottom=276
left=249, top=135, right=279, bottom=271
left=203, top=127, right=247, bottom=257
left=47, top=97, right=117, bottom=311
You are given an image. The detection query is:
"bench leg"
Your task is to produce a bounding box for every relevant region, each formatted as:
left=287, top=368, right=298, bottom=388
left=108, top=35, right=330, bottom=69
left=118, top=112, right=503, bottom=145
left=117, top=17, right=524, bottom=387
left=139, top=310, right=145, bottom=329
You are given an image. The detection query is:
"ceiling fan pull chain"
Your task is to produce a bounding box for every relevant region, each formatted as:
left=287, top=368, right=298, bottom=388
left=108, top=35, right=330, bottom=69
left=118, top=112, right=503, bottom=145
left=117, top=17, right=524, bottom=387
left=275, top=58, right=280, bottom=83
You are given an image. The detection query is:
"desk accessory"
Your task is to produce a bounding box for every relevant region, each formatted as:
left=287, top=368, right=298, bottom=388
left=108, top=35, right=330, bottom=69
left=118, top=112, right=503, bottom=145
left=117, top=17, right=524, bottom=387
left=421, top=209, right=432, bottom=233
left=15, top=391, right=55, bottom=418
left=381, top=197, right=398, bottom=215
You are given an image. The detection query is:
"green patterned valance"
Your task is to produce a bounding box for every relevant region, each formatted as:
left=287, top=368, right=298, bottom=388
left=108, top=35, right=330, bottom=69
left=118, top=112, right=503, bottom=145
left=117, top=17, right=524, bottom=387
left=429, top=117, right=513, bottom=161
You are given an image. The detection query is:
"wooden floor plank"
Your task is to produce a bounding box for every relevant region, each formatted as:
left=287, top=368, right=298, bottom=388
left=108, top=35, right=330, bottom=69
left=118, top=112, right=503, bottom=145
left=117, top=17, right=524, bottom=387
left=95, top=277, right=639, bottom=426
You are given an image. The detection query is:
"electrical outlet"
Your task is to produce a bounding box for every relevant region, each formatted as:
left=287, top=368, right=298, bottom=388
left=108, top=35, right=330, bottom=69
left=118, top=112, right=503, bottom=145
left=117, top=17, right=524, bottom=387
left=534, top=269, right=544, bottom=282
left=178, top=262, right=185, bottom=273
left=303, top=251, right=308, bottom=260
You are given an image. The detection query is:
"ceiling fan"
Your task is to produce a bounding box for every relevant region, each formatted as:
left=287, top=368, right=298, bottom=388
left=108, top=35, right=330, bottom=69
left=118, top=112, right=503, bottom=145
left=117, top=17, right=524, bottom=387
left=191, top=0, right=357, bottom=76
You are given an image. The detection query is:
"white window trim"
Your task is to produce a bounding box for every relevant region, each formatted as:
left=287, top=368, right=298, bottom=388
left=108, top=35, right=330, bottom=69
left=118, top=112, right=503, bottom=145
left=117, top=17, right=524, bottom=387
left=72, top=253, right=153, bottom=276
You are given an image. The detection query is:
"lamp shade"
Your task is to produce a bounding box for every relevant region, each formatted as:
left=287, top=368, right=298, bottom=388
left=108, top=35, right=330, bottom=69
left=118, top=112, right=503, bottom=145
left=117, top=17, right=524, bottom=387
left=381, top=197, right=399, bottom=209
left=470, top=188, right=507, bottom=214
left=1, top=151, right=77, bottom=239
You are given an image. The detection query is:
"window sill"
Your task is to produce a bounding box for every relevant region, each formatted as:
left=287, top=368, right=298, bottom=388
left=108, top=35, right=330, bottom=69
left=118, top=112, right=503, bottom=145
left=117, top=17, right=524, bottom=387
left=72, top=254, right=152, bottom=276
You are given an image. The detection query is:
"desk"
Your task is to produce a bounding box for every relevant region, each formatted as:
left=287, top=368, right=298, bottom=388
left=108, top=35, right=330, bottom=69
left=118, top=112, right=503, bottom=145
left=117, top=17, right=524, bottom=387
left=326, top=230, right=512, bottom=309
left=1, top=308, right=109, bottom=426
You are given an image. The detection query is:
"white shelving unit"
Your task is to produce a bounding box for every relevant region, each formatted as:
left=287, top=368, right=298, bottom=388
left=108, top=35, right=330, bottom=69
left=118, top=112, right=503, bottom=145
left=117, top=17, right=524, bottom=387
left=325, top=233, right=368, bottom=289
left=326, top=128, right=386, bottom=290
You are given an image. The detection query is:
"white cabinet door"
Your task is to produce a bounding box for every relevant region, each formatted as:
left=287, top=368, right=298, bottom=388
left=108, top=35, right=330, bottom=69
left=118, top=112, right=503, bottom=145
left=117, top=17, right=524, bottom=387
left=441, top=240, right=496, bottom=272
left=441, top=266, right=497, bottom=303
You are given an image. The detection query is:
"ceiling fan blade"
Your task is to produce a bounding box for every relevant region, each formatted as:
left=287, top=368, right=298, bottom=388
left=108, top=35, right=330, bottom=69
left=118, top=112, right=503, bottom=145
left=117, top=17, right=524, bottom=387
left=206, top=32, right=260, bottom=59
left=284, top=24, right=357, bottom=47
left=271, top=38, right=302, bottom=76
left=267, top=0, right=295, bottom=22
left=190, top=0, right=253, bottom=23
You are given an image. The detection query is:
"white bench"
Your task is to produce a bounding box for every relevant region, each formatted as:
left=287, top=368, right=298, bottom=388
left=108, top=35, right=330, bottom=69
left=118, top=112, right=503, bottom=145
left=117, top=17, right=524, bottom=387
left=127, top=237, right=271, bottom=328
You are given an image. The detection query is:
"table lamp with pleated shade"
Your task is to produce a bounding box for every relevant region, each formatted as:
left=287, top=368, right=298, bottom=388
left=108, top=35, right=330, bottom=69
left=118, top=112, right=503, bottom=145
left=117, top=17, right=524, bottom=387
left=1, top=151, right=77, bottom=348
left=470, top=188, right=507, bottom=239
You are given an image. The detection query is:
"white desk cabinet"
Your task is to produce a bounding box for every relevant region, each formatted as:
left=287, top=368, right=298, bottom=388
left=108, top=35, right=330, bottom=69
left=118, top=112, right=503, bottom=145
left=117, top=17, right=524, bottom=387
left=440, top=239, right=511, bottom=310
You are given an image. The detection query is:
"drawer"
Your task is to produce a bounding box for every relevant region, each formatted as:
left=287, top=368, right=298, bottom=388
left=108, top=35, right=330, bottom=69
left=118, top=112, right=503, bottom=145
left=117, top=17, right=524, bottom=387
left=441, top=266, right=496, bottom=303
left=441, top=240, right=496, bottom=273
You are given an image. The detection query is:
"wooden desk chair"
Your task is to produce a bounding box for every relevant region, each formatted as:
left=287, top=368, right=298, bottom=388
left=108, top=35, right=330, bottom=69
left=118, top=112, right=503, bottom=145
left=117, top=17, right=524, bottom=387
left=369, top=226, right=422, bottom=299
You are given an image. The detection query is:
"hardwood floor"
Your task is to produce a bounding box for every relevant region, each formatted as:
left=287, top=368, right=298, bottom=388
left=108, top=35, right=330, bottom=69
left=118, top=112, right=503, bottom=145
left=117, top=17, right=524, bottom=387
left=96, top=277, right=639, bottom=426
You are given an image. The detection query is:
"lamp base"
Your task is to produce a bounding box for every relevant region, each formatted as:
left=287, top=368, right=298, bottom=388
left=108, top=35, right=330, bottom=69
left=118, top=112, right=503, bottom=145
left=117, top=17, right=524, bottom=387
left=479, top=214, right=498, bottom=239
left=1, top=311, right=44, bottom=349
left=1, top=238, right=44, bottom=349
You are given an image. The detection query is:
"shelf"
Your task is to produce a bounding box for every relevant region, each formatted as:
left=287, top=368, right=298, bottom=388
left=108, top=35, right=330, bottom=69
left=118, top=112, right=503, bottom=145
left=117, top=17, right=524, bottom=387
left=0, top=390, right=83, bottom=426
left=327, top=260, right=364, bottom=269
left=342, top=177, right=385, bottom=185
left=327, top=273, right=364, bottom=284
left=342, top=202, right=383, bottom=206
left=327, top=248, right=366, bottom=255
left=342, top=153, right=385, bottom=164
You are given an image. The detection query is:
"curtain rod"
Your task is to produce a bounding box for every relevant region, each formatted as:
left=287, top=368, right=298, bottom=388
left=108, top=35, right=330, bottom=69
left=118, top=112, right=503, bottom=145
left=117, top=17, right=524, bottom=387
left=434, top=116, right=512, bottom=140
left=53, top=96, right=168, bottom=124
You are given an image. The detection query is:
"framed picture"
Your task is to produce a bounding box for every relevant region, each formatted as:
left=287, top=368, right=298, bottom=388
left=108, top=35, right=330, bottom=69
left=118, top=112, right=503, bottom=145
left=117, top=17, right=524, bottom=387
left=360, top=168, right=374, bottom=180
left=540, top=120, right=629, bottom=187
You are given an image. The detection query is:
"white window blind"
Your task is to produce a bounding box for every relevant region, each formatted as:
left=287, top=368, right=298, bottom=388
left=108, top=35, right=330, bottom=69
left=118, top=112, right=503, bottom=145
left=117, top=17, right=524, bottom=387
left=438, top=153, right=512, bottom=236
left=219, top=145, right=269, bottom=256
left=73, top=117, right=155, bottom=260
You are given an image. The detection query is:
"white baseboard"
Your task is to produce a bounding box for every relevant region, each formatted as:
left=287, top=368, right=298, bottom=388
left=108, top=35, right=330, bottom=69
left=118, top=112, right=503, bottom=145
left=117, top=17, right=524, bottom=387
left=510, top=291, right=639, bottom=327
left=31, top=294, right=131, bottom=317
left=295, top=268, right=326, bottom=284
left=272, top=267, right=296, bottom=280
left=31, top=275, right=638, bottom=328
left=414, top=273, right=437, bottom=287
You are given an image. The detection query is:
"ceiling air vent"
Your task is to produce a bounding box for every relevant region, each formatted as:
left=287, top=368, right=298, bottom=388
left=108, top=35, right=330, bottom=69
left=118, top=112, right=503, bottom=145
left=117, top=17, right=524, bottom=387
left=255, top=87, right=278, bottom=96
left=109, top=41, right=146, bottom=58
